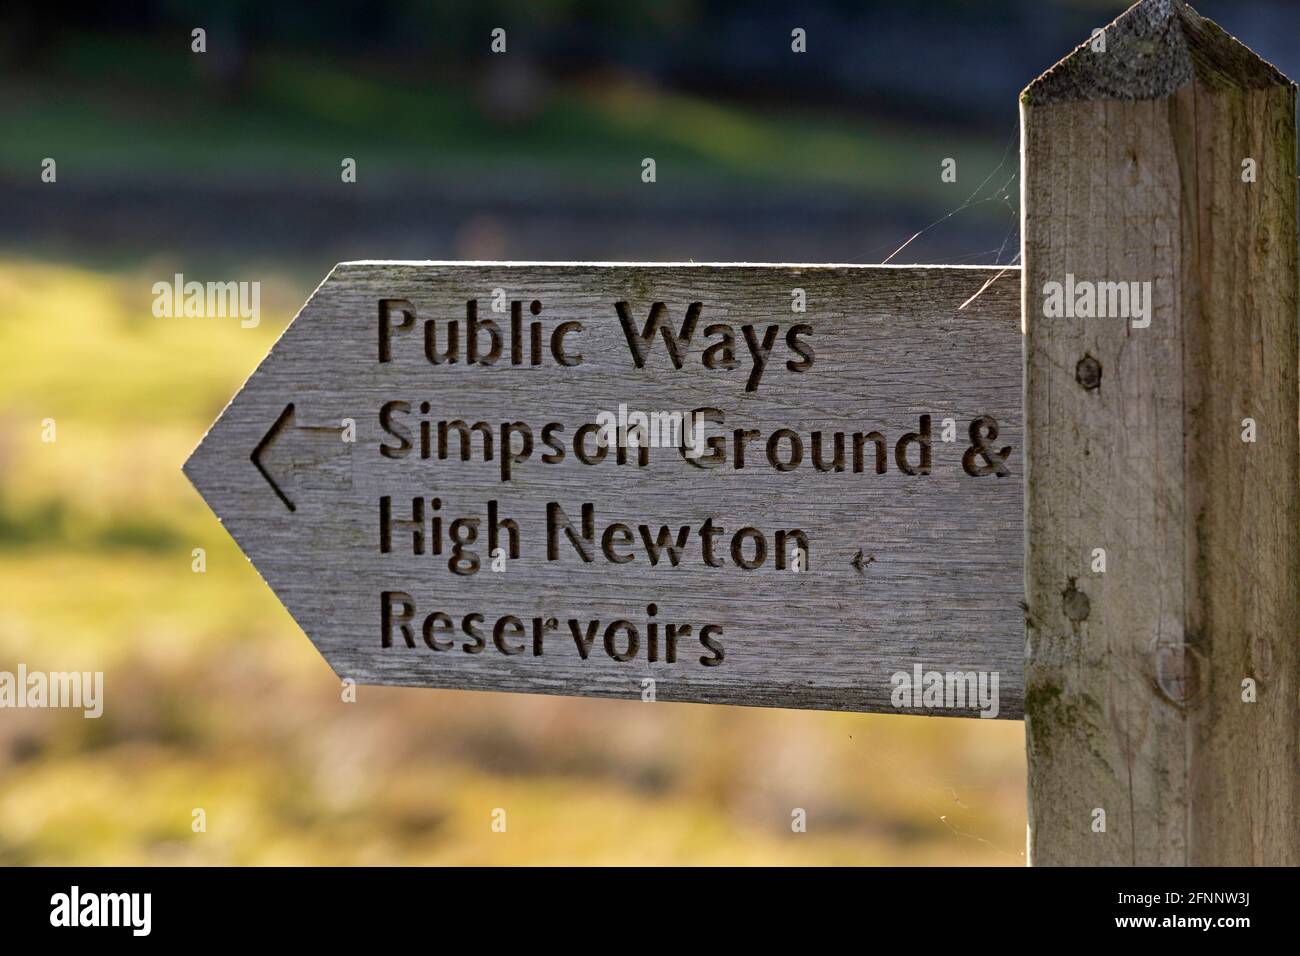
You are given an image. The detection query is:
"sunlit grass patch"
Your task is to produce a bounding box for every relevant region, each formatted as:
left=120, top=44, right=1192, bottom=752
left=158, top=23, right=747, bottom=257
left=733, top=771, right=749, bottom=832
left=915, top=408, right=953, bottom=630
left=0, top=259, right=304, bottom=427
left=0, top=747, right=1020, bottom=866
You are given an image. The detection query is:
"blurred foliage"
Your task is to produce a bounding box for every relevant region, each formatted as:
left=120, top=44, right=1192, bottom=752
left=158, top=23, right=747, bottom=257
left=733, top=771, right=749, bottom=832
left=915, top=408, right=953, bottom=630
left=0, top=34, right=1010, bottom=213
left=0, top=258, right=1027, bottom=864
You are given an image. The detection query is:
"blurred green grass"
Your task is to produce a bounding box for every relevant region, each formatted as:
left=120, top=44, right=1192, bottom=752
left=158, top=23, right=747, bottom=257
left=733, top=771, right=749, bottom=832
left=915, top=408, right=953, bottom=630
left=0, top=257, right=1026, bottom=864
left=1, top=35, right=1011, bottom=211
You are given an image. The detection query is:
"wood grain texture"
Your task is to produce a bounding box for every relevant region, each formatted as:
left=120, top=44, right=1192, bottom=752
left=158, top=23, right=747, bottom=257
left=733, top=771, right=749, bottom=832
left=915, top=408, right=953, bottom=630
left=1023, top=0, right=1299, bottom=864
left=185, top=262, right=1024, bottom=717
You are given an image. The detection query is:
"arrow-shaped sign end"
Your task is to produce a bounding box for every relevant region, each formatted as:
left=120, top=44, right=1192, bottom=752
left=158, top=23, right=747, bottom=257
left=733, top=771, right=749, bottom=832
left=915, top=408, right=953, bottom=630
left=250, top=403, right=298, bottom=513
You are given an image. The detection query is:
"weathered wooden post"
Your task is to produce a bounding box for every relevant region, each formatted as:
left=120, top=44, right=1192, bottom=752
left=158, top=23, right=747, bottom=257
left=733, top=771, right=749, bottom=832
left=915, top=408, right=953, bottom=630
left=1022, top=0, right=1299, bottom=864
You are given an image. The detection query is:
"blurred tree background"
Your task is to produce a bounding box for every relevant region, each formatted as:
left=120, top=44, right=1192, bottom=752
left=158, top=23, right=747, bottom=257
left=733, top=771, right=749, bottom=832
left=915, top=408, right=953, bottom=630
left=1, top=0, right=1294, bottom=864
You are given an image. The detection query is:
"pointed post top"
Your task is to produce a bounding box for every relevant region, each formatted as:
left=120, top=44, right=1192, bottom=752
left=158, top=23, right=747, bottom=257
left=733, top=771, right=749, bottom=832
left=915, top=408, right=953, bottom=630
left=1023, top=0, right=1294, bottom=105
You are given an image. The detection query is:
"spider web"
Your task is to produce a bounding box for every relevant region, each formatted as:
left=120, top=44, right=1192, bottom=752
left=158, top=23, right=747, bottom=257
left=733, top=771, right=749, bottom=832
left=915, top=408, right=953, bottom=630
left=872, top=123, right=1022, bottom=270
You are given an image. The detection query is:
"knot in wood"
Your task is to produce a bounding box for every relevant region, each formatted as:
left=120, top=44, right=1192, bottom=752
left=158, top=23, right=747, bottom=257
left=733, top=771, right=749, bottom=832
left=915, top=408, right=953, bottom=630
left=1061, top=579, right=1091, bottom=623
left=1075, top=355, right=1102, bottom=390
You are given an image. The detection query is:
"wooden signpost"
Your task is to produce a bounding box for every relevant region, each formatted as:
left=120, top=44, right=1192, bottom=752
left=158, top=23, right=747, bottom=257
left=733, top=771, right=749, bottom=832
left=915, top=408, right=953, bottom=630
left=1022, top=0, right=1298, bottom=866
left=186, top=0, right=1298, bottom=865
left=186, top=264, right=1023, bottom=717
